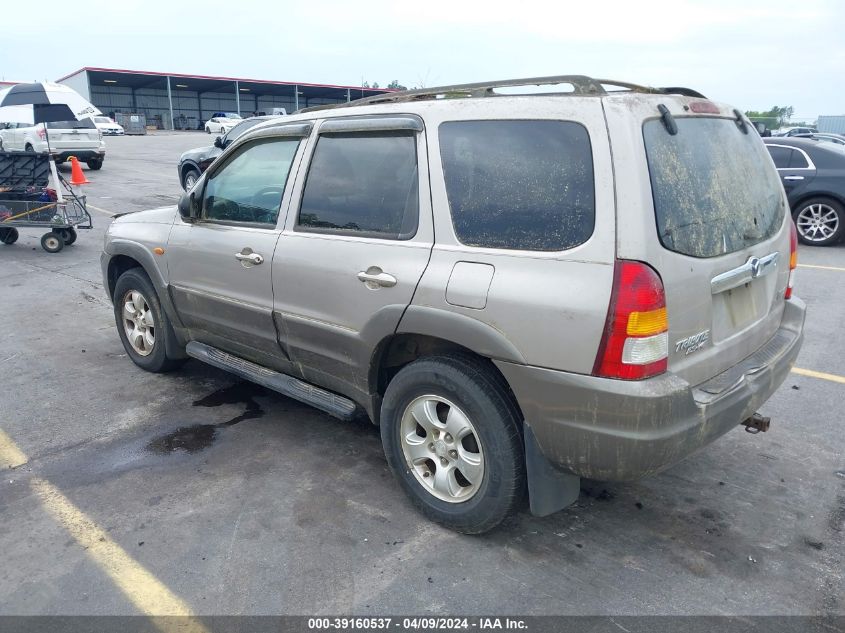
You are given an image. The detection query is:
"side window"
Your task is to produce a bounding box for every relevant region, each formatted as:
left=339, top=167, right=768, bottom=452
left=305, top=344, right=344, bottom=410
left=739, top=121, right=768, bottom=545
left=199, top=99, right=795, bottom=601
left=789, top=150, right=810, bottom=169
left=766, top=146, right=792, bottom=169
left=439, top=120, right=595, bottom=251
left=296, top=132, right=419, bottom=239
left=202, top=137, right=300, bottom=225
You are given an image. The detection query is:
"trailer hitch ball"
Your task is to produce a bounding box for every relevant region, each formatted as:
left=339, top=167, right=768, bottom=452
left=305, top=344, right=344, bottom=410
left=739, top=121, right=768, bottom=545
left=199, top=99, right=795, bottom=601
left=742, top=412, right=771, bottom=434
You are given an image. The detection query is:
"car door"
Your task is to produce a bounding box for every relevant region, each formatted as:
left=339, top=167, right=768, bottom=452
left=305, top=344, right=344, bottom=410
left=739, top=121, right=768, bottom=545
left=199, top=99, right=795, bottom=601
left=766, top=143, right=816, bottom=197
left=273, top=115, right=433, bottom=402
left=167, top=123, right=312, bottom=372
left=3, top=123, right=21, bottom=150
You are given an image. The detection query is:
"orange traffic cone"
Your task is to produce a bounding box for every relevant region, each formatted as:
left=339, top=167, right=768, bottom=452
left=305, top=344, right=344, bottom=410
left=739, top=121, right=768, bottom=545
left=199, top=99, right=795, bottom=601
left=69, top=156, right=90, bottom=185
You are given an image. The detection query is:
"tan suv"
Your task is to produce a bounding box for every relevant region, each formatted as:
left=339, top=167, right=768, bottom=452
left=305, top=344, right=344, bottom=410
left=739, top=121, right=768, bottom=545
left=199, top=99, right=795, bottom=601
left=101, top=76, right=805, bottom=533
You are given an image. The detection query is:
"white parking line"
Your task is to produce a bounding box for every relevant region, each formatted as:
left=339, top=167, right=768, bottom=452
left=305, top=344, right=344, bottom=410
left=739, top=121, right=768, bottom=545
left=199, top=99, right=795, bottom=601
left=86, top=204, right=117, bottom=217
left=798, top=263, right=845, bottom=272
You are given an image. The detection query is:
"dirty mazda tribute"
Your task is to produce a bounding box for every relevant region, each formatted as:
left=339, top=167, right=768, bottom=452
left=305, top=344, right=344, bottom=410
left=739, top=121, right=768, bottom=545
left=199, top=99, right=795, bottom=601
left=102, top=75, right=805, bottom=534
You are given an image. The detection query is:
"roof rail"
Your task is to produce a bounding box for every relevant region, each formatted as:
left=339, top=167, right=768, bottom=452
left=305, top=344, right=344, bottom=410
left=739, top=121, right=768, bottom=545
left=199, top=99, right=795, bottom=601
left=300, top=75, right=706, bottom=113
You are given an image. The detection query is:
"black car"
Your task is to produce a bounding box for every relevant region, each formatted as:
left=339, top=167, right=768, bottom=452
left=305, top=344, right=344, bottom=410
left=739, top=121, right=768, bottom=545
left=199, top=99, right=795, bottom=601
left=763, top=137, right=845, bottom=246
left=178, top=116, right=277, bottom=190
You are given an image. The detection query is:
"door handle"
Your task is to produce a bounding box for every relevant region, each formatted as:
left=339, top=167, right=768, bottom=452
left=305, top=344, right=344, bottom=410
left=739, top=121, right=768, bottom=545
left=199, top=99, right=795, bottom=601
left=357, top=267, right=397, bottom=288
left=235, top=250, right=264, bottom=265
left=783, top=175, right=804, bottom=181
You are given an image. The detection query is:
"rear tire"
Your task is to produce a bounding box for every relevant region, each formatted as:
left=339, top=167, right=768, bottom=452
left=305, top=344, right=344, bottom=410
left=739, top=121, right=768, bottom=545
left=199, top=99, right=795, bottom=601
left=0, top=228, right=19, bottom=244
left=24, top=144, right=34, bottom=153
left=87, top=159, right=103, bottom=170
left=41, top=232, right=63, bottom=252
left=380, top=355, right=525, bottom=534
left=113, top=268, right=185, bottom=373
left=793, top=197, right=844, bottom=246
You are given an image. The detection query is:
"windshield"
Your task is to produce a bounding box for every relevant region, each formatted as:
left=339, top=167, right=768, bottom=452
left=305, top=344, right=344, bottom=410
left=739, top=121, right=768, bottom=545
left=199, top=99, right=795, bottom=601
left=225, top=118, right=263, bottom=141
left=643, top=117, right=785, bottom=258
left=94, top=117, right=111, bottom=123
left=224, top=113, right=242, bottom=119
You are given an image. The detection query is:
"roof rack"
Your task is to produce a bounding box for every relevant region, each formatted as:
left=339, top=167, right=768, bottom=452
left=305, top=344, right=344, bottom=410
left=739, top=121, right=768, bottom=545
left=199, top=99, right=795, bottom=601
left=300, top=75, right=706, bottom=113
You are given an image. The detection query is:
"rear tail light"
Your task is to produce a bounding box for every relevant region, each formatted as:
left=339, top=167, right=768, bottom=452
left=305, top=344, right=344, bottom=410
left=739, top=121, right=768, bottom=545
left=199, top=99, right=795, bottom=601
left=785, top=219, right=798, bottom=300
left=593, top=260, right=668, bottom=380
left=36, top=126, right=46, bottom=140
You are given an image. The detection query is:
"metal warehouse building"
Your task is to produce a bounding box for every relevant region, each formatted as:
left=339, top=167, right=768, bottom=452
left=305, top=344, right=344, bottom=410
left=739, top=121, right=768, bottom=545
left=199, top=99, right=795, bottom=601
left=818, top=115, right=845, bottom=135
left=57, top=67, right=393, bottom=130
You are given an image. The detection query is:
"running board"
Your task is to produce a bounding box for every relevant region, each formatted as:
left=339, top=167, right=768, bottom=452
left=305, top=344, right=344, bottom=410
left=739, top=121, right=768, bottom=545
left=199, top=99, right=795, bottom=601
left=185, top=341, right=361, bottom=421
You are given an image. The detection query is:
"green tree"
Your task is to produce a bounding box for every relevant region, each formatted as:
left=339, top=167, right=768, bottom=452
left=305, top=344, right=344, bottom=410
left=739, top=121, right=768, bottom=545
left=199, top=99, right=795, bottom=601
left=745, top=106, right=794, bottom=130
left=387, top=80, right=407, bottom=90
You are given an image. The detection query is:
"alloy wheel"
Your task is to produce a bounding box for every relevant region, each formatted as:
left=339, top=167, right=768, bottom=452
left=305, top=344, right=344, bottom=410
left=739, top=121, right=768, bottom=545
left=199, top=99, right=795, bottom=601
left=796, top=203, right=840, bottom=242
left=399, top=395, right=485, bottom=503
left=121, top=290, right=156, bottom=356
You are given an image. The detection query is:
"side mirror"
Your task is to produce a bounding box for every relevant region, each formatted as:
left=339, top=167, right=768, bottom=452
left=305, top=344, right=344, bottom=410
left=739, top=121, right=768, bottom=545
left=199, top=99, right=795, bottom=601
left=177, top=190, right=199, bottom=221
left=214, top=136, right=224, bottom=149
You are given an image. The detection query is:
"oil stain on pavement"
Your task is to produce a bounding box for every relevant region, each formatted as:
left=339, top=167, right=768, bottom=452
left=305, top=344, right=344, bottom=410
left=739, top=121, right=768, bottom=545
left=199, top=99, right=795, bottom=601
left=146, top=382, right=266, bottom=455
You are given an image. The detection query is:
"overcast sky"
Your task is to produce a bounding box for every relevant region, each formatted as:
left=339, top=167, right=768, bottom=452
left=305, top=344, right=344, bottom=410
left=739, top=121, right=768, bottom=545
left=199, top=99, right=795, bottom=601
left=2, top=0, right=842, bottom=120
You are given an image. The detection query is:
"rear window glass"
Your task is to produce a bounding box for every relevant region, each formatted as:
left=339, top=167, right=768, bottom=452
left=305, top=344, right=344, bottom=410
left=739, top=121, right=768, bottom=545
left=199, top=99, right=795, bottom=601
left=790, top=150, right=810, bottom=169
left=46, top=119, right=96, bottom=129
left=439, top=120, right=595, bottom=251
left=766, top=145, right=792, bottom=169
left=644, top=117, right=785, bottom=258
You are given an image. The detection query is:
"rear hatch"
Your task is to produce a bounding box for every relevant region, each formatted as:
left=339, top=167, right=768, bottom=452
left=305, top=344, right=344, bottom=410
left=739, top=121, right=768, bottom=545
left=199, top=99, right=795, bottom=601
left=45, top=119, right=100, bottom=151
left=604, top=95, right=792, bottom=386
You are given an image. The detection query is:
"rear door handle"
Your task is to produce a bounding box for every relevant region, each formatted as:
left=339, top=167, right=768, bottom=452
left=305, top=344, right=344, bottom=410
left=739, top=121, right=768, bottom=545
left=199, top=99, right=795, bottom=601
left=783, top=175, right=804, bottom=181
left=357, top=268, right=397, bottom=288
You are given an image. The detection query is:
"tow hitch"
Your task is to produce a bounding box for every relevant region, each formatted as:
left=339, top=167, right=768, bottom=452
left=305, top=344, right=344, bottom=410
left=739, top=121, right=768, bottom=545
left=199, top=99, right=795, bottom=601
left=742, top=412, right=771, bottom=434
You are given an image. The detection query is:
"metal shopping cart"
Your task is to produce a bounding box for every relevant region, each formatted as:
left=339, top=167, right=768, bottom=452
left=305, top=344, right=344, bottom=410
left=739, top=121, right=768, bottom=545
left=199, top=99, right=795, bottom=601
left=0, top=152, right=92, bottom=253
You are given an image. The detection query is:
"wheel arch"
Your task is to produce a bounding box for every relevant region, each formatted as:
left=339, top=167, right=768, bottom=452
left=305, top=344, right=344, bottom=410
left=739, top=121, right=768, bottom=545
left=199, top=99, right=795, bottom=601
left=789, top=190, right=845, bottom=215
left=179, top=161, right=201, bottom=187
left=368, top=331, right=525, bottom=428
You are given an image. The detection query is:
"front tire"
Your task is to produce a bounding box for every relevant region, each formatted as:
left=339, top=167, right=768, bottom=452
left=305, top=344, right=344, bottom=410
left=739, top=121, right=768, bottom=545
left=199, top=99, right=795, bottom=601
left=183, top=168, right=200, bottom=190
left=380, top=355, right=525, bottom=534
left=113, top=268, right=185, bottom=373
left=793, top=197, right=844, bottom=246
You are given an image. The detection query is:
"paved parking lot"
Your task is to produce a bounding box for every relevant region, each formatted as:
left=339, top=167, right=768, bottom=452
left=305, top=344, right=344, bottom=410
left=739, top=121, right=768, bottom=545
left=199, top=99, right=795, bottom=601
left=0, top=132, right=843, bottom=617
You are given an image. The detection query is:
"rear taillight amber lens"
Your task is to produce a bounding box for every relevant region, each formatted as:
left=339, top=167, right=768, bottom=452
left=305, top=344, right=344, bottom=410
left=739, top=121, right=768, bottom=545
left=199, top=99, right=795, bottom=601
left=785, top=220, right=798, bottom=300
left=593, top=260, right=668, bottom=380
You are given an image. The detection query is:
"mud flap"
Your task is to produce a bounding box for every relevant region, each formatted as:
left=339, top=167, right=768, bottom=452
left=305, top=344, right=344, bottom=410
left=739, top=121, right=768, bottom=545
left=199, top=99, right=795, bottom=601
left=524, top=423, right=580, bottom=517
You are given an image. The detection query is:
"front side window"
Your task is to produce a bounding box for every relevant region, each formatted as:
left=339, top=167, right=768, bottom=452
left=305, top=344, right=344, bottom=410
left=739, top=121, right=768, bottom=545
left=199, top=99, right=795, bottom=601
left=644, top=117, right=784, bottom=258
left=296, top=132, right=419, bottom=239
left=202, top=138, right=300, bottom=225
left=439, top=120, right=595, bottom=251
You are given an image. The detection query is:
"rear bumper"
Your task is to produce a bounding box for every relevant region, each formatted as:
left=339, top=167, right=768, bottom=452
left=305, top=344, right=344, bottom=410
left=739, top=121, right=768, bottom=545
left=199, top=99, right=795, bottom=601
left=52, top=150, right=105, bottom=163
left=495, top=297, right=806, bottom=481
